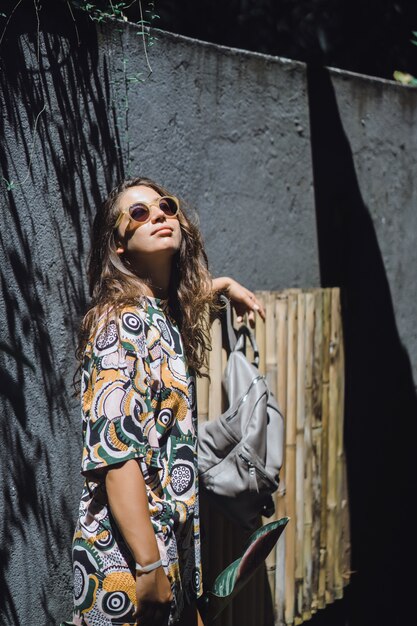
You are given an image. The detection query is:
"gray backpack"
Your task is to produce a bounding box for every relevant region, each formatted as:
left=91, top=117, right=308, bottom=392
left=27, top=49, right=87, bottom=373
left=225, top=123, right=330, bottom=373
left=198, top=297, right=284, bottom=529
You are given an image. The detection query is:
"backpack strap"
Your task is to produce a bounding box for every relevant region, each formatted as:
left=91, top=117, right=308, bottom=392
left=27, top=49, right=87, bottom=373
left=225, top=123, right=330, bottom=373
left=219, top=295, right=260, bottom=368
left=235, top=325, right=260, bottom=368
left=220, top=294, right=238, bottom=353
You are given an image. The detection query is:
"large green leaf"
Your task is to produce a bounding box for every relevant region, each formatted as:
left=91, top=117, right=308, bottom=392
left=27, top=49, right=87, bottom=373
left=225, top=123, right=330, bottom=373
left=199, top=517, right=289, bottom=623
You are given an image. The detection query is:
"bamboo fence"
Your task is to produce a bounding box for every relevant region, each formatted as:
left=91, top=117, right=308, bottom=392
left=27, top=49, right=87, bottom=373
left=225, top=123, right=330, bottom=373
left=197, top=288, right=350, bottom=626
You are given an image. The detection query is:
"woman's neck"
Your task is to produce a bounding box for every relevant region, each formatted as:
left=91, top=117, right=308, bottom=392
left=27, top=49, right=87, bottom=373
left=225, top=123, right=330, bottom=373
left=128, top=253, right=172, bottom=299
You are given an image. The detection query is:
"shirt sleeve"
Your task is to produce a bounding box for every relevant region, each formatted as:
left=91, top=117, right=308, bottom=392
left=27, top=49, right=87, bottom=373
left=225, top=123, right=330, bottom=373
left=80, top=307, right=160, bottom=479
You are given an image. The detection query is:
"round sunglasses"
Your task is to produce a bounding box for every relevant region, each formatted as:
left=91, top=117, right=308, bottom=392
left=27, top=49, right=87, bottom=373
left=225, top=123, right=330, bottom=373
left=114, top=195, right=180, bottom=228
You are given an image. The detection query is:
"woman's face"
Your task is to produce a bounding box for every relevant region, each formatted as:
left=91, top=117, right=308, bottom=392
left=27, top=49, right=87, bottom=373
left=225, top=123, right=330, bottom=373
left=115, top=185, right=182, bottom=265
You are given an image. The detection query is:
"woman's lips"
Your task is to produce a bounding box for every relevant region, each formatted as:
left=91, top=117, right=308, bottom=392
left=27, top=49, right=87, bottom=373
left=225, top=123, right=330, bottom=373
left=152, top=226, right=173, bottom=235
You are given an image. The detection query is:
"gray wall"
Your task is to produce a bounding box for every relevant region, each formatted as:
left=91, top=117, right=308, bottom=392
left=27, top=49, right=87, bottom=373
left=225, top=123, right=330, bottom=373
left=324, top=67, right=417, bottom=373
left=0, top=9, right=416, bottom=626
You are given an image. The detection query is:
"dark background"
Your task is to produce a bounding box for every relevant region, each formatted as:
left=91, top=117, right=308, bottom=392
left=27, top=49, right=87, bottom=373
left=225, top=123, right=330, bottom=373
left=4, top=1, right=417, bottom=78
left=146, top=0, right=417, bottom=80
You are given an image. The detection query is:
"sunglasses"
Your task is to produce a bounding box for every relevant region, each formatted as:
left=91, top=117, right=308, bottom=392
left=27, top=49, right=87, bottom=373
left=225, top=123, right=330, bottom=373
left=114, top=195, right=180, bottom=228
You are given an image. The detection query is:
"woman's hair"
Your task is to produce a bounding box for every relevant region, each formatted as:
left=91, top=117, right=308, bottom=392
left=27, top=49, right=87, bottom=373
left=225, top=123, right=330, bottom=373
left=76, top=176, right=218, bottom=379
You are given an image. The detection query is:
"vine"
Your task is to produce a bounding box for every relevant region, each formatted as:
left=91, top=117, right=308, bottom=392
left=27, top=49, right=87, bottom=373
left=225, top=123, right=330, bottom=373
left=0, top=0, right=159, bottom=189
left=1, top=104, right=46, bottom=191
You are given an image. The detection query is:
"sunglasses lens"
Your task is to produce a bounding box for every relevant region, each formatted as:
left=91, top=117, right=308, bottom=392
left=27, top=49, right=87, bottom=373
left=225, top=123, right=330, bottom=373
left=129, top=204, right=149, bottom=223
left=159, top=197, right=178, bottom=216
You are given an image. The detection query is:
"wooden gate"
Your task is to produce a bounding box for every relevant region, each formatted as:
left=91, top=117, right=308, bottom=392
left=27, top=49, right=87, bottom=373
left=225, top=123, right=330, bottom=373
left=197, top=288, right=350, bottom=625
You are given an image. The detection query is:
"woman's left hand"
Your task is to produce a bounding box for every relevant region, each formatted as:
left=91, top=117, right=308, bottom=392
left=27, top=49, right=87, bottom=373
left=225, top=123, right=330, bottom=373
left=211, top=276, right=265, bottom=328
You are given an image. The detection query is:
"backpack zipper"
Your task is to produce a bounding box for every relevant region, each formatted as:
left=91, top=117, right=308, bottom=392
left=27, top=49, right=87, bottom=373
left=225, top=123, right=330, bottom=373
left=225, top=375, right=264, bottom=421
left=248, top=461, right=259, bottom=493
left=238, top=452, right=270, bottom=479
left=248, top=463, right=259, bottom=493
left=238, top=451, right=275, bottom=493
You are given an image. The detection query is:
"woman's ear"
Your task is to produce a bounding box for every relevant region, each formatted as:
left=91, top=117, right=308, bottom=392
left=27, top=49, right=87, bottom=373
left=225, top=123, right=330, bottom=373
left=114, top=235, right=124, bottom=255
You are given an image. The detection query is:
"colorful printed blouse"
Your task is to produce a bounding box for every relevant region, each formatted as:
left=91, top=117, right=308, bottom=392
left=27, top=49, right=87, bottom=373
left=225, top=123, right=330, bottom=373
left=72, top=297, right=202, bottom=626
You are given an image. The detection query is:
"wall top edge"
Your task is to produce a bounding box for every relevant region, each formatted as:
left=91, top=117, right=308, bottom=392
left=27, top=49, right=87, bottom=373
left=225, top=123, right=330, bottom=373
left=154, top=27, right=416, bottom=90
left=110, top=16, right=417, bottom=91
left=152, top=27, right=304, bottom=69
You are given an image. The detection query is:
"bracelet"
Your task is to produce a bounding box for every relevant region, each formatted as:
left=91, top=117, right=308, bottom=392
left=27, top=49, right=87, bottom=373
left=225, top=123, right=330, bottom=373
left=135, top=558, right=162, bottom=575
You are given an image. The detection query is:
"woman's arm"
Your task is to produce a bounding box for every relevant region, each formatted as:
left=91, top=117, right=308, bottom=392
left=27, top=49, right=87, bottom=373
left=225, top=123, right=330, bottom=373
left=105, top=459, right=172, bottom=625
left=105, top=458, right=160, bottom=565
left=212, top=276, right=266, bottom=327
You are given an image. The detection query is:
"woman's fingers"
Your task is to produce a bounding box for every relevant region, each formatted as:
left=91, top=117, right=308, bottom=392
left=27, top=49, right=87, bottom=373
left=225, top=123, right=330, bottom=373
left=222, top=277, right=266, bottom=324
left=235, top=292, right=265, bottom=326
left=250, top=293, right=265, bottom=321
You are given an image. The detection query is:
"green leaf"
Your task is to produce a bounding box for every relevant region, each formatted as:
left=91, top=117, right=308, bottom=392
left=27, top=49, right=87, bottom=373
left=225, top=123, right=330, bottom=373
left=2, top=177, right=15, bottom=191
left=199, top=517, right=289, bottom=623
left=393, top=70, right=417, bottom=85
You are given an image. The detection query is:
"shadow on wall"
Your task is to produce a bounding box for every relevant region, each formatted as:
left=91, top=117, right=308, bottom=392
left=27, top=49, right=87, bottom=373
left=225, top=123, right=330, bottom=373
left=306, top=65, right=417, bottom=626
left=0, top=6, right=124, bottom=623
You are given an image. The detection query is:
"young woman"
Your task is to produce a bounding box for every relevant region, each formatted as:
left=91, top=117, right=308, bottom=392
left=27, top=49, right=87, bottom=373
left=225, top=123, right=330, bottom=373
left=71, top=177, right=264, bottom=626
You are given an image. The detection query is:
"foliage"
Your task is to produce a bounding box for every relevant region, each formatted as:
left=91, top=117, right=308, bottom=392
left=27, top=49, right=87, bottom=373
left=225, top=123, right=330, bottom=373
left=0, top=1, right=159, bottom=40
left=393, top=29, right=417, bottom=84
left=0, top=0, right=159, bottom=189
left=393, top=71, right=417, bottom=85
left=70, top=0, right=158, bottom=32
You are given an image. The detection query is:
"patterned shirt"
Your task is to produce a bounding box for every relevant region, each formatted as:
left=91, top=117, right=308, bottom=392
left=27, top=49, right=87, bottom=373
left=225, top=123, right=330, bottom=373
left=72, top=297, right=202, bottom=626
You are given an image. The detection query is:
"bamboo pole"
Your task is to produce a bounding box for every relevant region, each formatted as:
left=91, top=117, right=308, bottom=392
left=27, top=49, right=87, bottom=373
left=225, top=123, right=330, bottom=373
left=294, top=292, right=306, bottom=622
left=339, top=288, right=351, bottom=590
left=197, top=375, right=209, bottom=423
left=325, top=289, right=340, bottom=604
left=197, top=307, right=210, bottom=424
left=265, top=292, right=278, bottom=397
left=302, top=292, right=314, bottom=621
left=318, top=289, right=331, bottom=609
left=208, top=317, right=223, bottom=421
left=341, top=459, right=351, bottom=591
left=225, top=316, right=252, bottom=626
left=333, top=289, right=345, bottom=600
left=284, top=292, right=298, bottom=626
left=255, top=290, right=267, bottom=376
left=253, top=291, right=267, bottom=626
left=275, top=293, right=288, bottom=626
left=263, top=292, right=278, bottom=610
left=310, top=290, right=324, bottom=614
left=207, top=317, right=225, bottom=614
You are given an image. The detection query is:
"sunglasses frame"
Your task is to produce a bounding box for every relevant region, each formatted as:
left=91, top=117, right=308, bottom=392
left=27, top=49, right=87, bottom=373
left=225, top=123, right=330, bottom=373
left=114, top=195, right=180, bottom=229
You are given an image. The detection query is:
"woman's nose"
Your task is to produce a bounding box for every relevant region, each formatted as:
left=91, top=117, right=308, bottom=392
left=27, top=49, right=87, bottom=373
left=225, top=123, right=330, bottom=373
left=150, top=202, right=166, bottom=222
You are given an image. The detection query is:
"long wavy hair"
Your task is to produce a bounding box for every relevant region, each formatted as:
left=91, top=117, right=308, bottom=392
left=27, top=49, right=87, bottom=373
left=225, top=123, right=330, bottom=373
left=76, top=177, right=217, bottom=378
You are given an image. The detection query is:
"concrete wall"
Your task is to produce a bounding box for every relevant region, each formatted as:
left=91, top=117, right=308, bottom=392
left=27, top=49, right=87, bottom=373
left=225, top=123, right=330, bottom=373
left=320, top=66, right=417, bottom=373
left=0, top=7, right=416, bottom=626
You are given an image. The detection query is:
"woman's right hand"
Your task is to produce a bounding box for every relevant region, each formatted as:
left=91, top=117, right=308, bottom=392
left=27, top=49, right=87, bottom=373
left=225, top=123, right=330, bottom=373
left=105, top=460, right=172, bottom=624
left=134, top=565, right=173, bottom=626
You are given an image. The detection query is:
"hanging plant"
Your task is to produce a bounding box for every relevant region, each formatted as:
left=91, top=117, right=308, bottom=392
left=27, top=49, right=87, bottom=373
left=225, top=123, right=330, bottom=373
left=0, top=0, right=159, bottom=189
